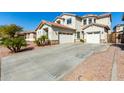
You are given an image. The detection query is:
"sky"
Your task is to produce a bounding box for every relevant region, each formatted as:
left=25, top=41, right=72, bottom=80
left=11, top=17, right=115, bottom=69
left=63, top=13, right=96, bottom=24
left=0, top=12, right=123, bottom=31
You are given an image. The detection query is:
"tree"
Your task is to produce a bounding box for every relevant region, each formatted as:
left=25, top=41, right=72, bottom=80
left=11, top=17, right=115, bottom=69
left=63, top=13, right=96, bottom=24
left=0, top=24, right=22, bottom=38
left=0, top=24, right=27, bottom=53
left=1, top=36, right=27, bottom=53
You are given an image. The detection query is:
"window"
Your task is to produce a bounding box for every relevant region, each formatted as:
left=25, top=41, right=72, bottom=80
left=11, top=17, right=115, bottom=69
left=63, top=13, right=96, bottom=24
left=87, top=32, right=93, bottom=34
left=94, top=19, right=96, bottom=23
left=83, top=19, right=87, bottom=25
left=67, top=18, right=72, bottom=24
left=88, top=18, right=92, bottom=24
left=94, top=32, right=100, bottom=34
left=77, top=32, right=80, bottom=39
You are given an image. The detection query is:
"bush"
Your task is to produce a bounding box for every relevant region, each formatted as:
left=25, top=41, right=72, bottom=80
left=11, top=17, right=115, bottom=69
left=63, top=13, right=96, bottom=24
left=80, top=39, right=84, bottom=43
left=35, top=35, right=50, bottom=46
left=1, top=36, right=27, bottom=53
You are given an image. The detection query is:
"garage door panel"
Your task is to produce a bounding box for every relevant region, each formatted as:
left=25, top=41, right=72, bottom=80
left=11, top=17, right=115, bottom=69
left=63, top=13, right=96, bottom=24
left=86, top=32, right=100, bottom=43
left=59, top=33, right=74, bottom=44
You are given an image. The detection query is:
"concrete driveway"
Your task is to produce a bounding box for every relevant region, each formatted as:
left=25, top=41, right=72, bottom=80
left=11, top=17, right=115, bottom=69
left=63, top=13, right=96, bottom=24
left=1, top=43, right=108, bottom=81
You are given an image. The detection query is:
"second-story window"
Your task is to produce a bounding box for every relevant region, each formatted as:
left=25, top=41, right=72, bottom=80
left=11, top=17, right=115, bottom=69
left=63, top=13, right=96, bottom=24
left=83, top=19, right=87, bottom=25
left=67, top=18, right=72, bottom=24
left=88, top=18, right=92, bottom=24
left=94, top=19, right=96, bottom=23
left=77, top=32, right=80, bottom=39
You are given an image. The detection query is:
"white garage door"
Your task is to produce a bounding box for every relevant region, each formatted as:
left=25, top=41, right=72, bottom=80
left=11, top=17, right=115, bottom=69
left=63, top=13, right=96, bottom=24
left=59, top=33, right=74, bottom=44
left=86, top=32, right=100, bottom=43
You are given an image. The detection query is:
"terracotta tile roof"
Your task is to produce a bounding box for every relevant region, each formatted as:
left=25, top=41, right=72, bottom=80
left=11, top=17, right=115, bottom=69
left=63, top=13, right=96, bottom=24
left=98, top=13, right=111, bottom=19
left=56, top=16, right=65, bottom=20
left=82, top=23, right=110, bottom=30
left=35, top=20, right=76, bottom=31
left=99, top=13, right=111, bottom=17
left=82, top=14, right=98, bottom=18
left=82, top=13, right=111, bottom=20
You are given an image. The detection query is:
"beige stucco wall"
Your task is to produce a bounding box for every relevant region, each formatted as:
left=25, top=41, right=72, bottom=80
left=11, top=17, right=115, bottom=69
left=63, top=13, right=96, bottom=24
left=96, top=17, right=112, bottom=34
left=36, top=24, right=75, bottom=41
left=116, top=26, right=124, bottom=32
left=96, top=17, right=111, bottom=28
left=62, top=15, right=76, bottom=29
left=26, top=33, right=35, bottom=41
left=36, top=24, right=52, bottom=39
left=75, top=17, right=82, bottom=32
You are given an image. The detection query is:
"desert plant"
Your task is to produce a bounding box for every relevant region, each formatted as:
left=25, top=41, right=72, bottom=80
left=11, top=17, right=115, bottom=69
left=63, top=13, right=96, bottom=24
left=35, top=35, right=49, bottom=46
left=1, top=36, right=27, bottom=53
left=35, top=38, right=43, bottom=46
left=80, top=39, right=84, bottom=43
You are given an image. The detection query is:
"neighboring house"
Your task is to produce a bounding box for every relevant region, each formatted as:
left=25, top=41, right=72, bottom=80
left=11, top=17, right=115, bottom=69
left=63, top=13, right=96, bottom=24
left=17, top=31, right=36, bottom=42
left=113, top=24, right=124, bottom=43
left=35, top=13, right=112, bottom=44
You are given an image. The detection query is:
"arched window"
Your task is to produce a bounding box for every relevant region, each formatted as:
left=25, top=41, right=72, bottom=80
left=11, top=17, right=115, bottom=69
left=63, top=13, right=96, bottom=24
left=94, top=19, right=96, bottom=23
left=83, top=19, right=87, bottom=25
left=88, top=18, right=92, bottom=24
left=67, top=18, right=72, bottom=24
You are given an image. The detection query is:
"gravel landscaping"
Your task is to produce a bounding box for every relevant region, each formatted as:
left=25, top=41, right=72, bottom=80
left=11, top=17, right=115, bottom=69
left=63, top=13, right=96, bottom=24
left=116, top=44, right=124, bottom=80
left=63, top=45, right=116, bottom=81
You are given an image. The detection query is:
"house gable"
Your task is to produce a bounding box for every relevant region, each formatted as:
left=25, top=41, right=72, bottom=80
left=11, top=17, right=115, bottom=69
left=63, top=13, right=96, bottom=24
left=82, top=24, right=110, bottom=31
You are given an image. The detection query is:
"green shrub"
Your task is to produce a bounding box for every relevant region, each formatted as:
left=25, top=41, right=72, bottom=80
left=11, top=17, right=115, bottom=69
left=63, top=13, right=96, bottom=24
left=80, top=39, right=84, bottom=43
left=1, top=36, right=27, bottom=53
left=35, top=35, right=49, bottom=46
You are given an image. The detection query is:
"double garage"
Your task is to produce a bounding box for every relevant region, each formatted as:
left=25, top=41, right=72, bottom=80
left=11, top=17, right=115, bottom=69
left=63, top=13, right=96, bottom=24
left=58, top=31, right=101, bottom=44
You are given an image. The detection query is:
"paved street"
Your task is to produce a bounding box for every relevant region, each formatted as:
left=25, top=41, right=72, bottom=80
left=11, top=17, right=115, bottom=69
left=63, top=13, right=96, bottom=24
left=1, top=43, right=107, bottom=81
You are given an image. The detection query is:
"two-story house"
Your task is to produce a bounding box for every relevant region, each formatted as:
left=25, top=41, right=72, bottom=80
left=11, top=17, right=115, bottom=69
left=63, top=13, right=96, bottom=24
left=113, top=24, right=124, bottom=43
left=81, top=14, right=111, bottom=43
left=35, top=13, right=112, bottom=44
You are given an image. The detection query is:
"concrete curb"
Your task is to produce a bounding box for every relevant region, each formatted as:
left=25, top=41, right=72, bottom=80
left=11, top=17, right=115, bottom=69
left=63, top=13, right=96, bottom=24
left=111, top=47, right=117, bottom=81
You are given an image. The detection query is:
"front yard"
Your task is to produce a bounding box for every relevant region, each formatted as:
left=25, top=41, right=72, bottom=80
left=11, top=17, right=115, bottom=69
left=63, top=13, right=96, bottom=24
left=0, top=42, right=39, bottom=57
left=64, top=44, right=124, bottom=81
